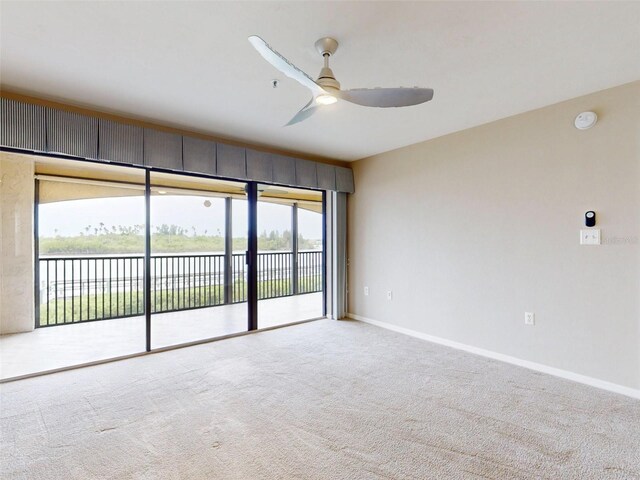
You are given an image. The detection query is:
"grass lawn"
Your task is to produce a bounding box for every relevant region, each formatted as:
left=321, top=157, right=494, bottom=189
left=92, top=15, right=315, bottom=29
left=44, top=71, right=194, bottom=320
left=39, top=277, right=321, bottom=326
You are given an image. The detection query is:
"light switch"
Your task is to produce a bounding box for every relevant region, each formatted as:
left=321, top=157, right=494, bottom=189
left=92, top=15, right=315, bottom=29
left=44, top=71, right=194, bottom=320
left=580, top=229, right=601, bottom=245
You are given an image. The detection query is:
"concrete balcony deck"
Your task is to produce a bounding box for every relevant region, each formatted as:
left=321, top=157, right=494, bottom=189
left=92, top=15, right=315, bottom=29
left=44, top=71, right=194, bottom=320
left=0, top=292, right=323, bottom=380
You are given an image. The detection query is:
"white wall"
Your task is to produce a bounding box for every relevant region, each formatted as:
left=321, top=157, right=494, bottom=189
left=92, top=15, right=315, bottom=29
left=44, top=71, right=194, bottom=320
left=348, top=81, right=640, bottom=390
left=0, top=153, right=35, bottom=334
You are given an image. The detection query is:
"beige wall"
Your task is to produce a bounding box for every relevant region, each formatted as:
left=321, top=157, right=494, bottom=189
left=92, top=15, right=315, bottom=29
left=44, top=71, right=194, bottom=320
left=348, top=81, right=640, bottom=390
left=0, top=153, right=35, bottom=334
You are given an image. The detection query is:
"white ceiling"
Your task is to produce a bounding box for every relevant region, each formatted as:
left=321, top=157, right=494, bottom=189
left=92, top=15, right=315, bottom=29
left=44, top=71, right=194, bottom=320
left=1, top=2, right=639, bottom=161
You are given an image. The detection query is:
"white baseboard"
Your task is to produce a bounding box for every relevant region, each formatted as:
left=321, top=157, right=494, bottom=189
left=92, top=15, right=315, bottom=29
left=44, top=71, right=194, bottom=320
left=346, top=313, right=640, bottom=400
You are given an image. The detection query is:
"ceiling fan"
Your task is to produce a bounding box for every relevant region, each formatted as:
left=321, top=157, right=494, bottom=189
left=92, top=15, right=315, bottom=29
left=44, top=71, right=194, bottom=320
left=248, top=35, right=434, bottom=126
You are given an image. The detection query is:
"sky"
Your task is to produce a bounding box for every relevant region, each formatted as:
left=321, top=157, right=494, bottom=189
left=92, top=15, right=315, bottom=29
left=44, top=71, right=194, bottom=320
left=39, top=195, right=323, bottom=239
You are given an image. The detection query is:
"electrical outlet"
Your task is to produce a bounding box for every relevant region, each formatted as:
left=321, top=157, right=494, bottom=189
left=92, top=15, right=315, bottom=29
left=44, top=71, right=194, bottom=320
left=524, top=312, right=535, bottom=326
left=364, top=286, right=369, bottom=296
left=387, top=290, right=393, bottom=300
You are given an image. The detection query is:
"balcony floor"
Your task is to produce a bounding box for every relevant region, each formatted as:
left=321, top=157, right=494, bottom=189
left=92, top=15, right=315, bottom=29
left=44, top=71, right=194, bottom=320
left=0, top=292, right=323, bottom=380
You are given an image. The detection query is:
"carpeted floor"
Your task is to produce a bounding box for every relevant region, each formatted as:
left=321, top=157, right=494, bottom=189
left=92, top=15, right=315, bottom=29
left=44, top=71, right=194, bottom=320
left=1, top=319, right=639, bottom=479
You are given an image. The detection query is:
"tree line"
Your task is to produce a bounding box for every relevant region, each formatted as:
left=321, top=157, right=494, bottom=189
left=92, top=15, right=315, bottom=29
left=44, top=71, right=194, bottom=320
left=40, top=224, right=319, bottom=254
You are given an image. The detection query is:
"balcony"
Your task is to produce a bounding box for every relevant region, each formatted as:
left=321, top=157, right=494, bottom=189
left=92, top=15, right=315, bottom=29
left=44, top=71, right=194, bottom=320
left=37, top=250, right=322, bottom=325
left=0, top=251, right=323, bottom=380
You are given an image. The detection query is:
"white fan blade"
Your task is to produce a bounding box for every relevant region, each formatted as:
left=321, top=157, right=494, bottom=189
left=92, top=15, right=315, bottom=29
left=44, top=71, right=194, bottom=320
left=285, top=98, right=318, bottom=126
left=335, top=87, right=434, bottom=108
left=249, top=35, right=325, bottom=96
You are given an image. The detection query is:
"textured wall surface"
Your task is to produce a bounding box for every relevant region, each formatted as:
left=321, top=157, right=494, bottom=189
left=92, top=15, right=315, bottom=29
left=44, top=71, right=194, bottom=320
left=348, top=81, right=640, bottom=389
left=0, top=153, right=34, bottom=334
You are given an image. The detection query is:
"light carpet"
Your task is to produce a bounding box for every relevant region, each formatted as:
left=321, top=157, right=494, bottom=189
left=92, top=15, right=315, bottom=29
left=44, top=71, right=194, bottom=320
left=1, top=319, right=639, bottom=479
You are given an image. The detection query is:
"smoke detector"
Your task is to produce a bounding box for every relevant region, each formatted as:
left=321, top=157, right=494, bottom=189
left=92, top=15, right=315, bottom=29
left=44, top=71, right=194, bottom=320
left=574, top=111, right=597, bottom=130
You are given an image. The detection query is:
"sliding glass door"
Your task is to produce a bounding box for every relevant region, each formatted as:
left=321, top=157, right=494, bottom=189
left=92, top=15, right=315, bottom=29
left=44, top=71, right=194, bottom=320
left=257, top=184, right=324, bottom=328
left=0, top=153, right=327, bottom=381
left=0, top=160, right=147, bottom=380
left=149, top=172, right=248, bottom=348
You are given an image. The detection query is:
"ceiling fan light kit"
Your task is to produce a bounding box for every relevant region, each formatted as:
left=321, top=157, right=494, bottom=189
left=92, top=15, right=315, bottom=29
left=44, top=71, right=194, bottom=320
left=316, top=94, right=337, bottom=105
left=248, top=35, right=434, bottom=125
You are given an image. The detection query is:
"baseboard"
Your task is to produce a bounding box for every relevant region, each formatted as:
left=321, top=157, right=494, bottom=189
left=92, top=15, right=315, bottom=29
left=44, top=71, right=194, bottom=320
left=346, top=313, right=640, bottom=400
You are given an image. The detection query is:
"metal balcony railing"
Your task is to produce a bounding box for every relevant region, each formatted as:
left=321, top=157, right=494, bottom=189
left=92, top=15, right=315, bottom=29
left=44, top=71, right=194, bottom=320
left=36, top=250, right=322, bottom=327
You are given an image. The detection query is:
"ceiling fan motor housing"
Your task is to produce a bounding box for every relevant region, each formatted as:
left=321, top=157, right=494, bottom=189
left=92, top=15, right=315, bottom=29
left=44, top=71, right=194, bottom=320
left=314, top=37, right=341, bottom=90
left=317, top=66, right=340, bottom=90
